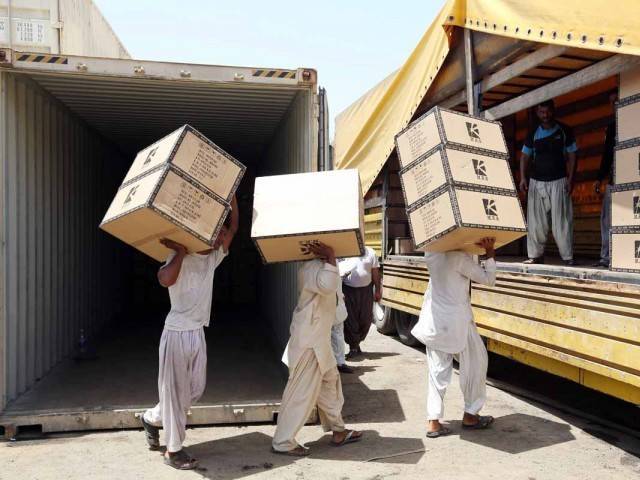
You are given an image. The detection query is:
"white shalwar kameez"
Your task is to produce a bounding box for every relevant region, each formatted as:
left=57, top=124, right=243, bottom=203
left=143, top=248, right=227, bottom=453
left=411, top=252, right=496, bottom=421
left=272, top=260, right=346, bottom=452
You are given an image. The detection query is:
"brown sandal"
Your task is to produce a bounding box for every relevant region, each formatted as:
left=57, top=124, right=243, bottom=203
left=331, top=430, right=362, bottom=447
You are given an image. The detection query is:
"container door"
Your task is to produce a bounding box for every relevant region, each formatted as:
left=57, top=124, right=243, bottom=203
left=318, top=87, right=330, bottom=171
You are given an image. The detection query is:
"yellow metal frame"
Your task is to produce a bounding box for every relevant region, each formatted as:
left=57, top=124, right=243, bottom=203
left=380, top=258, right=640, bottom=405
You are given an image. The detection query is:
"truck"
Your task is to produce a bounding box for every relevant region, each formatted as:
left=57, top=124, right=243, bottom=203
left=335, top=12, right=640, bottom=406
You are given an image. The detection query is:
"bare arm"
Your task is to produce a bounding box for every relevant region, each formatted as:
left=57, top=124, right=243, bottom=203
left=157, top=239, right=187, bottom=287
left=372, top=267, right=382, bottom=302
left=519, top=152, right=530, bottom=194
left=221, top=195, right=239, bottom=253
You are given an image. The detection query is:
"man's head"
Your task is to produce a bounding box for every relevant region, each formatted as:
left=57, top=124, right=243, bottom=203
left=535, top=99, right=556, bottom=127
left=213, top=213, right=233, bottom=250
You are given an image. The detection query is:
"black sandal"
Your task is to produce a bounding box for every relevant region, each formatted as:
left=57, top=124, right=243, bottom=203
left=164, top=450, right=199, bottom=470
left=140, top=416, right=160, bottom=450
left=462, top=415, right=494, bottom=430
left=271, top=446, right=310, bottom=456
left=426, top=426, right=452, bottom=438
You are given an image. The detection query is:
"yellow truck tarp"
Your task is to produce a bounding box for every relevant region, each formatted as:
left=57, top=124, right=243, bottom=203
left=334, top=0, right=640, bottom=194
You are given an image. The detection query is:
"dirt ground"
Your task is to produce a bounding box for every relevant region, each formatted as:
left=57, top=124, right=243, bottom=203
left=2, top=328, right=639, bottom=480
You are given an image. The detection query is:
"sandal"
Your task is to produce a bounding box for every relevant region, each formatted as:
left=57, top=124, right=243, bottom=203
left=271, top=446, right=310, bottom=456
left=140, top=415, right=160, bottom=450
left=331, top=429, right=362, bottom=447
left=462, top=415, right=494, bottom=430
left=164, top=450, right=199, bottom=470
left=426, top=426, right=452, bottom=438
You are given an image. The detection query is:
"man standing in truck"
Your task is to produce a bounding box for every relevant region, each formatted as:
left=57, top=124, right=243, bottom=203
left=412, top=238, right=497, bottom=438
left=140, top=197, right=238, bottom=470
left=519, top=99, right=578, bottom=266
left=339, top=246, right=382, bottom=358
left=272, top=242, right=362, bottom=456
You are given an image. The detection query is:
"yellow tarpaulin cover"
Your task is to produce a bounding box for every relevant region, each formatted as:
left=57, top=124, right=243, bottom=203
left=334, top=0, right=640, bottom=195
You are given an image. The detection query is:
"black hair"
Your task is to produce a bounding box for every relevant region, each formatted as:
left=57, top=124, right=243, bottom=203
left=537, top=99, right=555, bottom=111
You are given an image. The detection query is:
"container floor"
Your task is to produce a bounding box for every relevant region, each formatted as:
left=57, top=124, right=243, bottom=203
left=4, top=308, right=286, bottom=414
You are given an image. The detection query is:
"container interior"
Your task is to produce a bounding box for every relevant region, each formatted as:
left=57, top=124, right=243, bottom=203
left=0, top=70, right=314, bottom=414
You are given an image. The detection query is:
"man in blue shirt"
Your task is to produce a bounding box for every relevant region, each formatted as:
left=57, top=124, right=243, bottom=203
left=519, top=100, right=578, bottom=266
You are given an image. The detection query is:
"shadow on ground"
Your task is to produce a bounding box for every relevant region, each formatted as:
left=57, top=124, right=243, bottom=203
left=446, top=413, right=575, bottom=454
left=186, top=430, right=425, bottom=480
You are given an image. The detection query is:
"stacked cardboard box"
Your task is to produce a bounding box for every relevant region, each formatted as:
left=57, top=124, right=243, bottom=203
left=100, top=125, right=246, bottom=261
left=251, top=169, right=364, bottom=263
left=394, top=106, right=526, bottom=254
left=611, top=69, right=640, bottom=271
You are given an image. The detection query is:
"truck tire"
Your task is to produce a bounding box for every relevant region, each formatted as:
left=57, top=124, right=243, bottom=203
left=373, top=304, right=397, bottom=335
left=394, top=311, right=421, bottom=347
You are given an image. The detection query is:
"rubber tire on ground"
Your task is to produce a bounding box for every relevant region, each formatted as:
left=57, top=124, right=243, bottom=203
left=394, top=311, right=422, bottom=347
left=373, top=304, right=397, bottom=335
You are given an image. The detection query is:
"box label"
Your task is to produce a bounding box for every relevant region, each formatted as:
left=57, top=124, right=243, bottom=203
left=172, top=131, right=243, bottom=200
left=456, top=189, right=525, bottom=228
left=614, top=144, right=640, bottom=185
left=618, top=100, right=640, bottom=144
left=256, top=230, right=362, bottom=263
left=395, top=112, right=441, bottom=168
left=400, top=149, right=447, bottom=206
left=612, top=188, right=640, bottom=227
left=408, top=190, right=457, bottom=247
left=122, top=128, right=184, bottom=185
left=439, top=110, right=508, bottom=155
left=446, top=149, right=516, bottom=191
left=611, top=232, right=640, bottom=271
left=153, top=171, right=226, bottom=241
left=101, top=169, right=166, bottom=223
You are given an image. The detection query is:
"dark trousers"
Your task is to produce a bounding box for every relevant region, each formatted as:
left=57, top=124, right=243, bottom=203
left=343, top=283, right=374, bottom=349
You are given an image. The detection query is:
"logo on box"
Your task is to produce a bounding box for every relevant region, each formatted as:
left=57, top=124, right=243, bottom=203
left=466, top=122, right=482, bottom=143
left=143, top=146, right=159, bottom=166
left=123, top=185, right=139, bottom=205
left=634, top=195, right=640, bottom=219
left=299, top=240, right=320, bottom=256
left=635, top=240, right=640, bottom=263
left=483, top=198, right=498, bottom=220
left=472, top=159, right=488, bottom=180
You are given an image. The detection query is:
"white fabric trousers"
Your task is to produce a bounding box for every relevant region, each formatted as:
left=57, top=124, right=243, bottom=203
left=272, top=349, right=345, bottom=451
left=143, top=328, right=207, bottom=453
left=331, top=323, right=346, bottom=365
left=426, top=324, right=488, bottom=421
left=527, top=177, right=574, bottom=260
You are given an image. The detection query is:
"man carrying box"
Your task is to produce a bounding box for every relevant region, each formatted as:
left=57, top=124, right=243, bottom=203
left=520, top=100, right=578, bottom=266
left=272, top=242, right=362, bottom=456
left=411, top=238, right=497, bottom=438
left=140, top=196, right=239, bottom=470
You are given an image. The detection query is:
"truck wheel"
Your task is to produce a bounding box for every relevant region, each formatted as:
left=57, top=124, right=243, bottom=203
left=394, top=311, right=421, bottom=347
left=373, top=304, right=397, bottom=335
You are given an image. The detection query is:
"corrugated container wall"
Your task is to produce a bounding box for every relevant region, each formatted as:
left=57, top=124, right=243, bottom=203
left=0, top=0, right=130, bottom=58
left=0, top=72, right=130, bottom=409
left=261, top=90, right=316, bottom=352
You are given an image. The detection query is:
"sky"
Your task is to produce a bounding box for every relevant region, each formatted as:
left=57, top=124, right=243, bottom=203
left=93, top=0, right=447, bottom=136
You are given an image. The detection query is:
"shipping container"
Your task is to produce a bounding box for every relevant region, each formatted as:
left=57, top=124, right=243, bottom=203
left=0, top=0, right=129, bottom=58
left=0, top=49, right=326, bottom=436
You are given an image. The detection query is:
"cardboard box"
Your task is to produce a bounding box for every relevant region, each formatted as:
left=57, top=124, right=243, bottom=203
left=611, top=184, right=640, bottom=228
left=610, top=229, right=640, bottom=272
left=251, top=169, right=364, bottom=263
left=620, top=67, right=640, bottom=100
left=616, top=95, right=640, bottom=146
left=100, top=167, right=229, bottom=261
left=395, top=106, right=509, bottom=169
left=614, top=142, right=640, bottom=186
left=399, top=145, right=516, bottom=208
left=121, top=124, right=245, bottom=202
left=407, top=185, right=526, bottom=254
